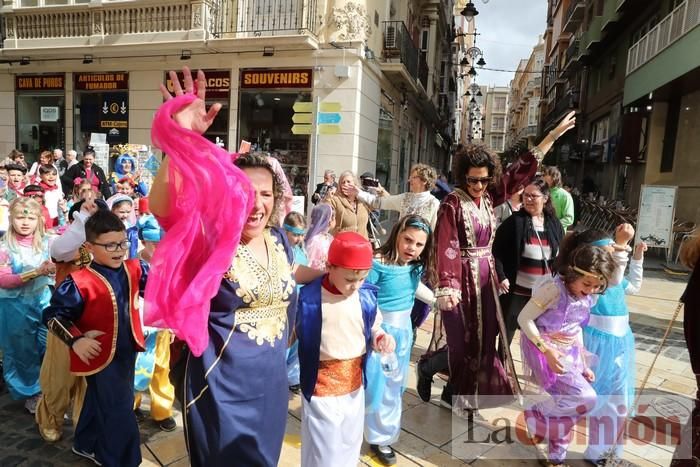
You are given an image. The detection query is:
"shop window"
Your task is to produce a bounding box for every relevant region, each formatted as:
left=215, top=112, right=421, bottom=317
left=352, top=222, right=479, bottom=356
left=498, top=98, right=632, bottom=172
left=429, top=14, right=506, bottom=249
left=16, top=94, right=65, bottom=163
left=73, top=73, right=130, bottom=157
left=238, top=91, right=311, bottom=197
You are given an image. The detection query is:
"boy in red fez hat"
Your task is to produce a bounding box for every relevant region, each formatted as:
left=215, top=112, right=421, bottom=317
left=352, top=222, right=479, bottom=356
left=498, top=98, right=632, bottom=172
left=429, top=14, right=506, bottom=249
left=296, top=231, right=395, bottom=466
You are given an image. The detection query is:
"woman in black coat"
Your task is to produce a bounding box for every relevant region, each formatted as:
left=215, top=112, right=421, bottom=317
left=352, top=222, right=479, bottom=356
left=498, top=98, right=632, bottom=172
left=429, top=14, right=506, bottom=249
left=492, top=177, right=564, bottom=347
left=62, top=148, right=112, bottom=200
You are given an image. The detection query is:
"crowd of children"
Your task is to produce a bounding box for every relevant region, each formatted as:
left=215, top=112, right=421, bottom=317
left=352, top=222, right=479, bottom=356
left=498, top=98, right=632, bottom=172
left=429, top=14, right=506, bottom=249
left=0, top=73, right=672, bottom=467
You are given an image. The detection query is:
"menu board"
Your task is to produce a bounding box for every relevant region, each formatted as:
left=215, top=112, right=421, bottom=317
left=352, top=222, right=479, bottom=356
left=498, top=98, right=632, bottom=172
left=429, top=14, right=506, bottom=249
left=635, top=185, right=677, bottom=249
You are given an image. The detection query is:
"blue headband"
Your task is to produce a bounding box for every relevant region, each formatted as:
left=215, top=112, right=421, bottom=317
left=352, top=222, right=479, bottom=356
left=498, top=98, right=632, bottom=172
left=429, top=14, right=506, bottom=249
left=406, top=219, right=431, bottom=235
left=589, top=238, right=614, bottom=247
left=283, top=223, right=306, bottom=235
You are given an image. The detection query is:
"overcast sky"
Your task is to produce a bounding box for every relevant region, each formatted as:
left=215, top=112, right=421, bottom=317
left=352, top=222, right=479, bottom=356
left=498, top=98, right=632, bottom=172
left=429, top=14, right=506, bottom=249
left=468, top=0, right=549, bottom=87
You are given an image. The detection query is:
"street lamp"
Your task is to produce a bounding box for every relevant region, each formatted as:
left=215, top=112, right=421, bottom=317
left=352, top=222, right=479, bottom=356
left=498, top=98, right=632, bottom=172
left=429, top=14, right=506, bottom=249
left=468, top=66, right=478, bottom=77
left=461, top=2, right=479, bottom=22
left=476, top=56, right=486, bottom=67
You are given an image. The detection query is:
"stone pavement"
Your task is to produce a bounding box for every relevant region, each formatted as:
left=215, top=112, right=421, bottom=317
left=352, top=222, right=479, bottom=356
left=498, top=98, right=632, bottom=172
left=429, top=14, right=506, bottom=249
left=0, top=271, right=691, bottom=467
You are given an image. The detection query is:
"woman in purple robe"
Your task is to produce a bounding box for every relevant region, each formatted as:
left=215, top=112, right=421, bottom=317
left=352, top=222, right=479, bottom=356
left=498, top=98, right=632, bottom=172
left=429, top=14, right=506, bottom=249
left=432, top=112, right=577, bottom=411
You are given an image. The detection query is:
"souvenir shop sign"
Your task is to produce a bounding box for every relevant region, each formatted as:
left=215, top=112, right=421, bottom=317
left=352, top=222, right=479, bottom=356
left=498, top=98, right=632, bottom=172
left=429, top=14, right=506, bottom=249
left=75, top=72, right=129, bottom=91
left=240, top=69, right=312, bottom=89
left=165, top=70, right=231, bottom=100
left=16, top=74, right=65, bottom=91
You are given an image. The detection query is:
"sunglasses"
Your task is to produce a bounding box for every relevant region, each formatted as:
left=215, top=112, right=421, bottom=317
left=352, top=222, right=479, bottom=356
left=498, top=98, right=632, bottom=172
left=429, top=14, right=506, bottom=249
left=466, top=176, right=492, bottom=186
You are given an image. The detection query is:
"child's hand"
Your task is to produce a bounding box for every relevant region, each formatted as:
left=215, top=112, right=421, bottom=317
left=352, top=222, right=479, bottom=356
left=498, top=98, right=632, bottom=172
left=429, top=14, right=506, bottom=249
left=583, top=368, right=595, bottom=382
left=614, top=223, right=635, bottom=247
left=633, top=242, right=648, bottom=260
left=72, top=330, right=105, bottom=365
left=37, top=260, right=55, bottom=276
left=543, top=347, right=565, bottom=375
left=373, top=333, right=396, bottom=354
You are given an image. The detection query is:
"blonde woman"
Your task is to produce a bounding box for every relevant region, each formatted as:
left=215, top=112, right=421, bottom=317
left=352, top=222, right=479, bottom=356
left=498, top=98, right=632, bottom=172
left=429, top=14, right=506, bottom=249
left=0, top=197, right=55, bottom=413
left=327, top=171, right=371, bottom=239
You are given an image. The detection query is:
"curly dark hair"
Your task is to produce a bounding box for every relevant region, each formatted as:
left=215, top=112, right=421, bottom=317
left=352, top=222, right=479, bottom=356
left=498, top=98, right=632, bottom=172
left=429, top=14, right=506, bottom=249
left=376, top=214, right=437, bottom=287
left=452, top=143, right=502, bottom=189
left=234, top=152, right=284, bottom=227
left=554, top=229, right=609, bottom=274
left=558, top=244, right=617, bottom=293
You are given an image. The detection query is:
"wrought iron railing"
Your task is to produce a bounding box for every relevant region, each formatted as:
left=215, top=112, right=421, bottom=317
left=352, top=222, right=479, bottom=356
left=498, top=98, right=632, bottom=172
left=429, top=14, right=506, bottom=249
left=564, top=0, right=584, bottom=27
left=210, top=0, right=318, bottom=36
left=418, top=52, right=429, bottom=90
left=566, top=39, right=579, bottom=64
left=382, top=21, right=419, bottom=82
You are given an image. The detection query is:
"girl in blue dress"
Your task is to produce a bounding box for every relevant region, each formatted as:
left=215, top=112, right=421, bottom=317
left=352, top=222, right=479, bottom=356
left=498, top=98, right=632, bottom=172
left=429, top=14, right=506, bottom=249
left=0, top=197, right=55, bottom=413
left=363, top=214, right=436, bottom=465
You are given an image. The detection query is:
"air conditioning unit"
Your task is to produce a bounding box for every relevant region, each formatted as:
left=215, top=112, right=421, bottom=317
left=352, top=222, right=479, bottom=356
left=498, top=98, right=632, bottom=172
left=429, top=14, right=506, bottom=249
left=385, top=25, right=397, bottom=49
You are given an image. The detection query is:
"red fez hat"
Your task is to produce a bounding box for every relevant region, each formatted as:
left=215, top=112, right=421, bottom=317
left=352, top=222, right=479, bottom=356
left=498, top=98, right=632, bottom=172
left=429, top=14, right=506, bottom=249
left=138, top=197, right=150, bottom=214
left=327, top=231, right=373, bottom=269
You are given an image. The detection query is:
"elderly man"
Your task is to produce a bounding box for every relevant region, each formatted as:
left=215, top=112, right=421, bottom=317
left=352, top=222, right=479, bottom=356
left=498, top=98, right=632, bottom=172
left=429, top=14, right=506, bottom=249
left=311, top=169, right=337, bottom=204
left=52, top=149, right=67, bottom=176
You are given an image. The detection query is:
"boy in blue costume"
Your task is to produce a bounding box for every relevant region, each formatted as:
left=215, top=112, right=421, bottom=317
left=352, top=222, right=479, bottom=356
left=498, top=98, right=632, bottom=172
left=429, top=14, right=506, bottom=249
left=43, top=210, right=148, bottom=467
left=296, top=231, right=395, bottom=467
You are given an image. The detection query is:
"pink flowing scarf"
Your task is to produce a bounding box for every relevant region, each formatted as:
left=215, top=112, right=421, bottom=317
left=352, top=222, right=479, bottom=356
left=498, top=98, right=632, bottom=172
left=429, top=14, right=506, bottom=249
left=145, top=94, right=253, bottom=356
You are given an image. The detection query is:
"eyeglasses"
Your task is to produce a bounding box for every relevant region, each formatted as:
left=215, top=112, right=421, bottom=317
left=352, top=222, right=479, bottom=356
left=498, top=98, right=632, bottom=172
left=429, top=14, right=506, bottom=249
left=91, top=240, right=131, bottom=252
left=466, top=176, right=492, bottom=186
left=523, top=193, right=544, bottom=200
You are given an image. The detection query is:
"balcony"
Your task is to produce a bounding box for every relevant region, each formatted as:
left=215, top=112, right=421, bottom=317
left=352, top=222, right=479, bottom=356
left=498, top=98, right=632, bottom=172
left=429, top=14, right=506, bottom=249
left=562, top=0, right=585, bottom=33
left=601, top=0, right=621, bottom=33
left=626, top=0, right=700, bottom=75
left=1, top=0, right=319, bottom=51
left=565, top=39, right=579, bottom=67
left=582, top=15, right=603, bottom=51
left=381, top=21, right=424, bottom=92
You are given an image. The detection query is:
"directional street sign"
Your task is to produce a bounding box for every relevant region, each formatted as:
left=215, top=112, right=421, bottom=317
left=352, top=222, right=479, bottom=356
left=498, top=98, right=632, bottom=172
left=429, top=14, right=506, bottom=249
left=291, top=125, right=313, bottom=135
left=293, top=102, right=313, bottom=113
left=292, top=101, right=313, bottom=135
left=319, top=102, right=342, bottom=112
left=292, top=113, right=313, bottom=124
left=318, top=124, right=341, bottom=135
left=317, top=112, right=341, bottom=125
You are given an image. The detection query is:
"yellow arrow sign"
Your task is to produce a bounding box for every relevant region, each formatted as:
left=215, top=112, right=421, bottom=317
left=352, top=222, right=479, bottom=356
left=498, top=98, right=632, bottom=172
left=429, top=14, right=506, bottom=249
left=318, top=124, right=341, bottom=135
left=292, top=102, right=313, bottom=113
left=292, top=113, right=313, bottom=124
left=291, top=124, right=313, bottom=135
left=319, top=102, right=341, bottom=112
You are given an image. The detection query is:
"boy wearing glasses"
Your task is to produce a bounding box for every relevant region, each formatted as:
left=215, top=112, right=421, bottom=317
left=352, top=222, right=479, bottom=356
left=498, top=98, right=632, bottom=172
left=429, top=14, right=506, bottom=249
left=43, top=210, right=148, bottom=467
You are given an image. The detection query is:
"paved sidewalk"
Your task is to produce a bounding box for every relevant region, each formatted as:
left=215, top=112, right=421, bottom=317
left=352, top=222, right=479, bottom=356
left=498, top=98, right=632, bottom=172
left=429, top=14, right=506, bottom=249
left=0, top=271, right=691, bottom=466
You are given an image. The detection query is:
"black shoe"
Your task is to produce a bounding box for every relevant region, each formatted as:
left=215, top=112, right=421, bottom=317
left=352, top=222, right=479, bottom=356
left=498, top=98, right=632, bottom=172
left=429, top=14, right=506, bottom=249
left=133, top=408, right=146, bottom=422
left=289, top=384, right=301, bottom=394
left=440, top=384, right=453, bottom=409
left=158, top=416, right=177, bottom=432
left=415, top=361, right=432, bottom=402
left=370, top=444, right=397, bottom=466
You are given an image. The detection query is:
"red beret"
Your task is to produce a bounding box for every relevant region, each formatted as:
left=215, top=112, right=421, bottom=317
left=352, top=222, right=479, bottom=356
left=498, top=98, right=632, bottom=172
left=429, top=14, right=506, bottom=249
left=138, top=197, right=150, bottom=214
left=327, top=231, right=373, bottom=270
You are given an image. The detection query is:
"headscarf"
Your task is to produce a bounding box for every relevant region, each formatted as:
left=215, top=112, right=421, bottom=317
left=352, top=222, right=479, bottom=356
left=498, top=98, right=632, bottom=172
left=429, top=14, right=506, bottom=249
left=305, top=203, right=333, bottom=243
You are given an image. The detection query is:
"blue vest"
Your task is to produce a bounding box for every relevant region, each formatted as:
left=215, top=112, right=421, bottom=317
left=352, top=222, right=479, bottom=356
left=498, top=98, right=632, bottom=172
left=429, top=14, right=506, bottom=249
left=296, top=276, right=378, bottom=402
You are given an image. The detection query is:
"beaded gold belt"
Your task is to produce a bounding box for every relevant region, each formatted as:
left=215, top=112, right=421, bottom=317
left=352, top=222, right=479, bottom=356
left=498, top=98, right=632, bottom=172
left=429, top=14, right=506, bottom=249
left=235, top=303, right=288, bottom=346
left=314, top=357, right=363, bottom=397
left=460, top=247, right=492, bottom=259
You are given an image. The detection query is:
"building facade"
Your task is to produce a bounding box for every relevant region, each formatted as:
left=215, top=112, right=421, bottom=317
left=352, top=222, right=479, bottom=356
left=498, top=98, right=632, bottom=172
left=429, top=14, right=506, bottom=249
left=482, top=85, right=509, bottom=152
left=540, top=0, right=700, bottom=225
left=506, top=37, right=544, bottom=152
left=0, top=0, right=457, bottom=203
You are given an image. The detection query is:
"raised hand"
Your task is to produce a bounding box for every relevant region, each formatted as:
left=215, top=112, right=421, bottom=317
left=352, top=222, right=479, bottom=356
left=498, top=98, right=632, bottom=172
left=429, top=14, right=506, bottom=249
left=159, top=66, right=221, bottom=135
left=551, top=110, right=576, bottom=140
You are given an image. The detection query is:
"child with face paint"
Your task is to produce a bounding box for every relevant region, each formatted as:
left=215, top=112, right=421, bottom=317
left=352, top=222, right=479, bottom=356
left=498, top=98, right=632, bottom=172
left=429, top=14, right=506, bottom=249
left=0, top=197, right=55, bottom=414
left=111, top=154, right=148, bottom=197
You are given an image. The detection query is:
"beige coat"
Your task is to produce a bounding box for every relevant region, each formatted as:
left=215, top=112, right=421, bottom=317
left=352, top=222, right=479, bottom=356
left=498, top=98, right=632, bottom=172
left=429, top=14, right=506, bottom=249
left=328, top=194, right=370, bottom=239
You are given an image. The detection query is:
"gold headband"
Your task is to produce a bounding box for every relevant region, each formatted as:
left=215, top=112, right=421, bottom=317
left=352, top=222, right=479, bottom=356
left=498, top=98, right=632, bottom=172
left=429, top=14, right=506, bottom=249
left=572, top=266, right=604, bottom=281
